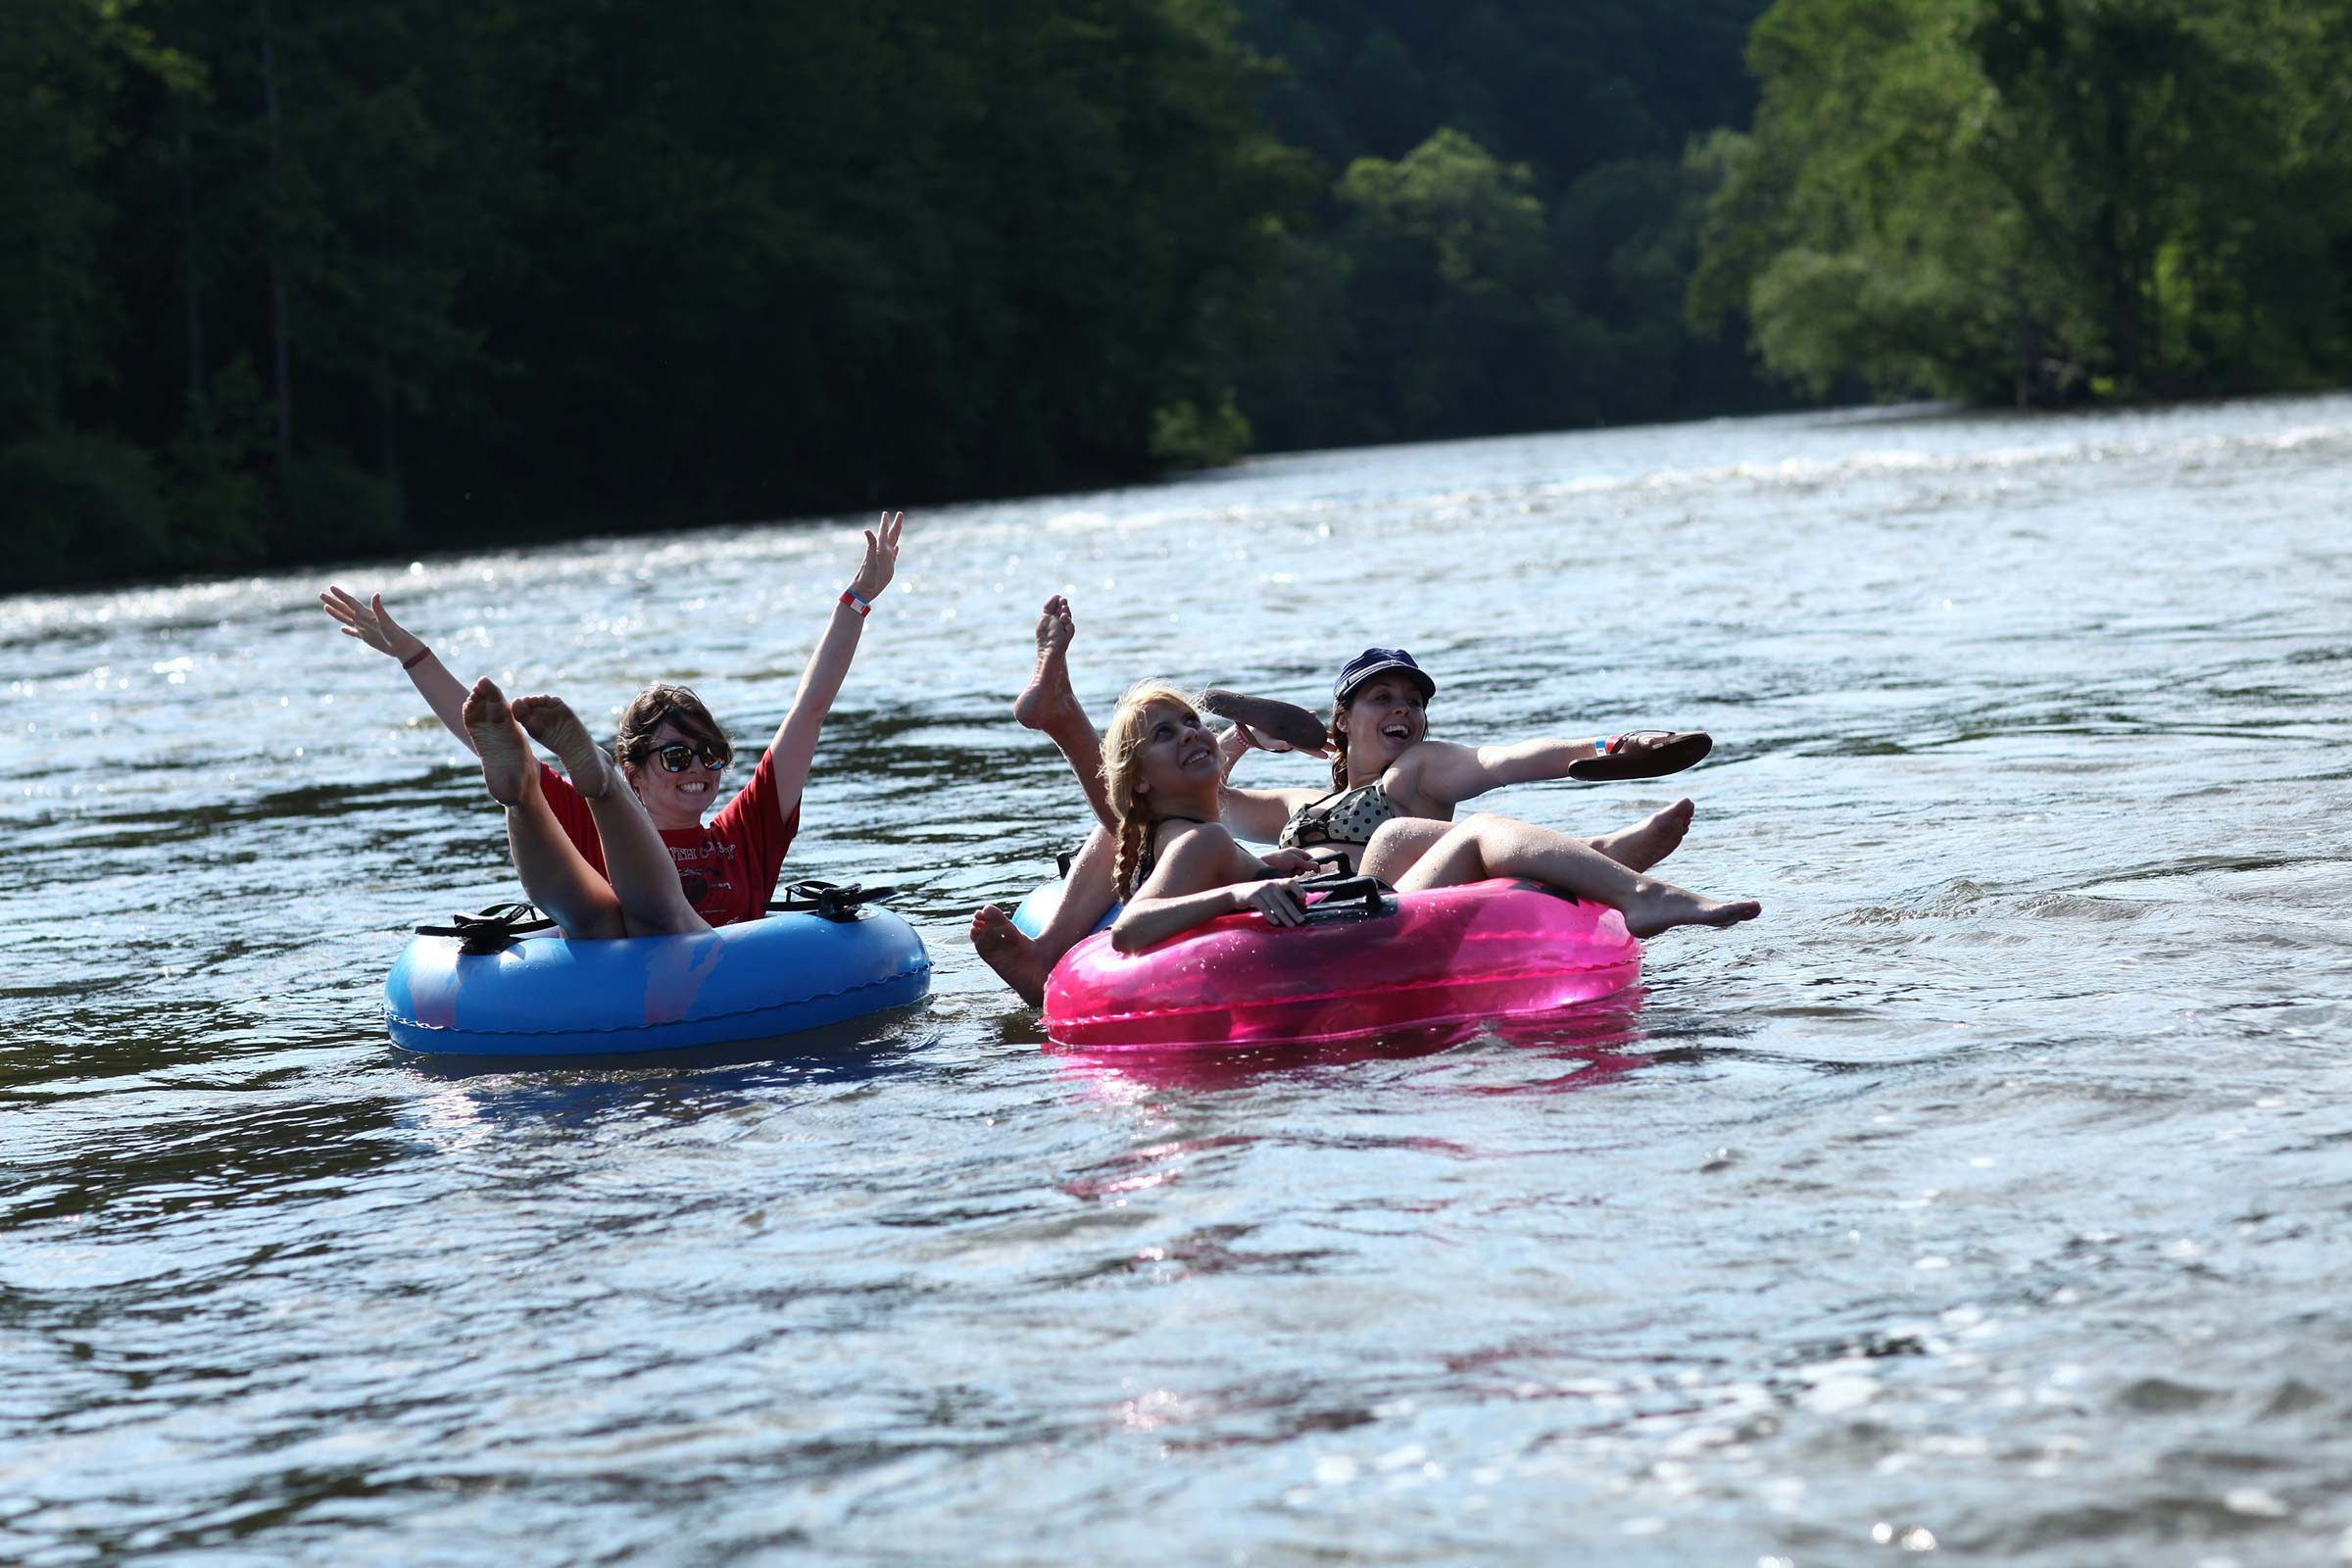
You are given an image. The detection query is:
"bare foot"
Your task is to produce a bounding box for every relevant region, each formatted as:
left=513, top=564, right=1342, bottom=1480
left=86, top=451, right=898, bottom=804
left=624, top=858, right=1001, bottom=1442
left=463, top=679, right=535, bottom=807
left=1591, top=798, right=1694, bottom=873
left=511, top=694, right=615, bottom=801
left=970, top=905, right=1047, bottom=1007
left=1622, top=881, right=1762, bottom=941
left=1012, top=595, right=1085, bottom=737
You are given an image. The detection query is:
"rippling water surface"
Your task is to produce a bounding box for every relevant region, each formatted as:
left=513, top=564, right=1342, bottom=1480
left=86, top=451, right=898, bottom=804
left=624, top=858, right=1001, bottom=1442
left=6, top=395, right=2351, bottom=1564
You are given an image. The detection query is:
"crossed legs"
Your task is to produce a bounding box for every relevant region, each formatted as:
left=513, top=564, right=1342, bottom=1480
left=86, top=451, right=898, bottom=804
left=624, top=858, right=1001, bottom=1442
left=464, top=679, right=710, bottom=940
left=1359, top=812, right=1760, bottom=939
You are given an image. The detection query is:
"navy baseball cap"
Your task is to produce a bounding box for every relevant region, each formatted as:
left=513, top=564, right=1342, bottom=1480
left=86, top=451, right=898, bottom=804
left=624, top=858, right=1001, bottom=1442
left=1333, top=648, right=1435, bottom=704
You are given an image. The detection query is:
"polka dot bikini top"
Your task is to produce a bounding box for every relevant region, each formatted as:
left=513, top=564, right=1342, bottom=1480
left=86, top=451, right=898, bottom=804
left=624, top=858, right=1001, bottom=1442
left=1277, top=783, right=1404, bottom=849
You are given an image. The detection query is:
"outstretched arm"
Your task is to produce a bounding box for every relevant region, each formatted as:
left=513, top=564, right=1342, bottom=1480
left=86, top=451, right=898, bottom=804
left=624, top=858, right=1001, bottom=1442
left=1397, top=727, right=1711, bottom=808
left=1110, top=825, right=1305, bottom=952
left=318, top=586, right=478, bottom=755
left=760, top=512, right=904, bottom=818
left=1398, top=735, right=1608, bottom=806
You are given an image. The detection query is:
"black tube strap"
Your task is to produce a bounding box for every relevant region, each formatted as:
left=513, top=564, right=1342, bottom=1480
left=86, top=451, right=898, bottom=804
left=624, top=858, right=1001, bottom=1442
left=414, top=902, right=557, bottom=955
left=768, top=880, right=899, bottom=923
left=1303, top=846, right=1355, bottom=877
left=1294, top=870, right=1395, bottom=925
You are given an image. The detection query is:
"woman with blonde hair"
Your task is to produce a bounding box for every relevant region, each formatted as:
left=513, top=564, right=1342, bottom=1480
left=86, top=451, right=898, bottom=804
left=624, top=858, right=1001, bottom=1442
left=1095, top=683, right=1759, bottom=956
left=971, top=595, right=1709, bottom=998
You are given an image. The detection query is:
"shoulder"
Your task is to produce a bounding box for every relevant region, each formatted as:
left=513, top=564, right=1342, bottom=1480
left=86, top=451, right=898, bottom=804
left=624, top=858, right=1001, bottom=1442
left=1152, top=817, right=1237, bottom=859
left=1135, top=817, right=1245, bottom=896
left=1383, top=738, right=1476, bottom=808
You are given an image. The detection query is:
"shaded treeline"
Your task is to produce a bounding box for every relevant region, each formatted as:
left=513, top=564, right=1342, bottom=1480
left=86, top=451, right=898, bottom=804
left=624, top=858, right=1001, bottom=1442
left=1213, top=0, right=1782, bottom=451
left=4, top=0, right=1309, bottom=588
left=5, top=0, right=1792, bottom=591
left=13, top=0, right=2348, bottom=594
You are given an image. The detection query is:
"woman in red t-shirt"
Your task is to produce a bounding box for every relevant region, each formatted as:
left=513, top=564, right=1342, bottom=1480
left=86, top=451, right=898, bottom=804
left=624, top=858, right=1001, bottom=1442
left=321, top=513, right=902, bottom=938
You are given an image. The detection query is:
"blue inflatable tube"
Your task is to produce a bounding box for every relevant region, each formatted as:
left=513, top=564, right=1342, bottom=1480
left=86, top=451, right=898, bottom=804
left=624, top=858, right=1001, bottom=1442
left=1008, top=877, right=1113, bottom=941
left=385, top=906, right=931, bottom=1056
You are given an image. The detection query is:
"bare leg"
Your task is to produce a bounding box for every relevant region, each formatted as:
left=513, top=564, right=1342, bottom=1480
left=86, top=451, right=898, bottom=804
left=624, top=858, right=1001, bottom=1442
left=464, top=679, right=628, bottom=939
left=1361, top=811, right=1760, bottom=939
left=1587, top=798, right=1693, bottom=873
left=512, top=693, right=710, bottom=938
left=971, top=825, right=1120, bottom=1005
left=1012, top=595, right=1113, bottom=831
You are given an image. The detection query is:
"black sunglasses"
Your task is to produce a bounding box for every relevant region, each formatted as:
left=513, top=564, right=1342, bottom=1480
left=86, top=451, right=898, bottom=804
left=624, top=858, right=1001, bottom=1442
left=646, top=740, right=727, bottom=773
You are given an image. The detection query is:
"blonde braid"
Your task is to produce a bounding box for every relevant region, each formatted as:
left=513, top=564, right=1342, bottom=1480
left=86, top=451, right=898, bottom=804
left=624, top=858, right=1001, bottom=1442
left=1111, top=813, right=1151, bottom=902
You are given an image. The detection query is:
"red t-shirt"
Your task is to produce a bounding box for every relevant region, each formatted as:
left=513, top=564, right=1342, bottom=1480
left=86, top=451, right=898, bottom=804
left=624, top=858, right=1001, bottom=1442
left=536, top=751, right=801, bottom=927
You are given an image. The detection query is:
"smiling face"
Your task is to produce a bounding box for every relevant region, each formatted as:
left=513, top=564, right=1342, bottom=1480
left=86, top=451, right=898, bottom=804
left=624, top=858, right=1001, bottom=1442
left=613, top=683, right=732, bottom=831
left=622, top=718, right=729, bottom=830
left=1130, top=698, right=1220, bottom=806
left=1102, top=680, right=1221, bottom=898
left=1335, top=674, right=1429, bottom=784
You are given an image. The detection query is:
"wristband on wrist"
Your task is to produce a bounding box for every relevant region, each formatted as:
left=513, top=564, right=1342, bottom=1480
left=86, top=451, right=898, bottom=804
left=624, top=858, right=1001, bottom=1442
left=1598, top=734, right=1621, bottom=757
left=400, top=645, right=433, bottom=670
left=839, top=588, right=871, bottom=618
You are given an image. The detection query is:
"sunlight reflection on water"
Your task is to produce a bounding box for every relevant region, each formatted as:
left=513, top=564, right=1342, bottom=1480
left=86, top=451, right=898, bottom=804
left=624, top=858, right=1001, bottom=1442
left=5, top=393, right=2352, bottom=1564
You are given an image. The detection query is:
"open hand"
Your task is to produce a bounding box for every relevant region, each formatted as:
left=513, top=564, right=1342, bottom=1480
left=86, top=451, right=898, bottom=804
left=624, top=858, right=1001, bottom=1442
left=849, top=512, right=905, bottom=601
left=1237, top=876, right=1310, bottom=927
left=318, top=586, right=422, bottom=662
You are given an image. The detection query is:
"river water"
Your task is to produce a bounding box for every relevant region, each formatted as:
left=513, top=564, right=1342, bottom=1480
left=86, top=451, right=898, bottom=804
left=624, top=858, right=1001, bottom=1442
left=5, top=393, right=2350, bottom=1564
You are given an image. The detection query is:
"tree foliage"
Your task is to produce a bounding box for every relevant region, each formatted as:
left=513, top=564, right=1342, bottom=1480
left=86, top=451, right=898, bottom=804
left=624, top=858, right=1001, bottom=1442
left=1, top=0, right=1313, bottom=589
left=28, top=0, right=2342, bottom=591
left=1691, top=0, right=2352, bottom=405
left=1223, top=0, right=1781, bottom=451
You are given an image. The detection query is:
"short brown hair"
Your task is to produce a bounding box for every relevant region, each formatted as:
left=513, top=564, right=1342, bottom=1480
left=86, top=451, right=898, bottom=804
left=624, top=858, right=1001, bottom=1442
left=613, top=684, right=733, bottom=770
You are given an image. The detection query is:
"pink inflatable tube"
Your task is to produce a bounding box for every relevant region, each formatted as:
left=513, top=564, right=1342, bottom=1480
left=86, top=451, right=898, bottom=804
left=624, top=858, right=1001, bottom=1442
left=1043, top=877, right=1641, bottom=1051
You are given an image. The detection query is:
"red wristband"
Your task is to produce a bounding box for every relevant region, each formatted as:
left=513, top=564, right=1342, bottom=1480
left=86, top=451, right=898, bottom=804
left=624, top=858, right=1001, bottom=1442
left=839, top=589, right=871, bottom=617
left=400, top=646, right=432, bottom=670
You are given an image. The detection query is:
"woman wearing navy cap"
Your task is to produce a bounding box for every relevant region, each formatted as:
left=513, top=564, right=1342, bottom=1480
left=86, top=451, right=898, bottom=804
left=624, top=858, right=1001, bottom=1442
left=1227, top=645, right=1703, bottom=858
left=971, top=596, right=1715, bottom=1004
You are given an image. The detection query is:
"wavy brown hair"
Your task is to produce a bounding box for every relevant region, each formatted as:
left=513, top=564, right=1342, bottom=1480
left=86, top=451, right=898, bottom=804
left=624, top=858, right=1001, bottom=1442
left=613, top=683, right=734, bottom=774
left=1101, top=679, right=1200, bottom=900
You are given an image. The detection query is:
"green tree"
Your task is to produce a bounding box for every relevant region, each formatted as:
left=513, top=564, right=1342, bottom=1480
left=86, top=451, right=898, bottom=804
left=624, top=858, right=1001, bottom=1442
left=0, top=0, right=199, bottom=586
left=1331, top=127, right=1555, bottom=437
left=1692, top=0, right=2352, bottom=405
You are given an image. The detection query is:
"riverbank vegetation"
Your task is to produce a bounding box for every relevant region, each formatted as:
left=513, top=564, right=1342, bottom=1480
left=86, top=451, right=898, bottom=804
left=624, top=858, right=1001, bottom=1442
left=7, top=0, right=2348, bottom=591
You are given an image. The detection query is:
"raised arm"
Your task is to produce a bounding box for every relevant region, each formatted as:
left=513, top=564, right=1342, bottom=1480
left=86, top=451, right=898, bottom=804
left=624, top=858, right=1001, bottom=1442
left=1212, top=720, right=1330, bottom=843
left=318, top=586, right=477, bottom=755
left=760, top=512, right=904, bottom=818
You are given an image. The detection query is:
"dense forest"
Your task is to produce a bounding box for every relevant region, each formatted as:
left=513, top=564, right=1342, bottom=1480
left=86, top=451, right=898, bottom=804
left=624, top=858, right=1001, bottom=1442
left=7, top=0, right=2350, bottom=592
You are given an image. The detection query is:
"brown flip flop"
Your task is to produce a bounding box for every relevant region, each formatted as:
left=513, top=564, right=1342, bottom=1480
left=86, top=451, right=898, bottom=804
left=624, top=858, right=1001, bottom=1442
left=1566, top=729, right=1713, bottom=782
left=1200, top=688, right=1329, bottom=752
